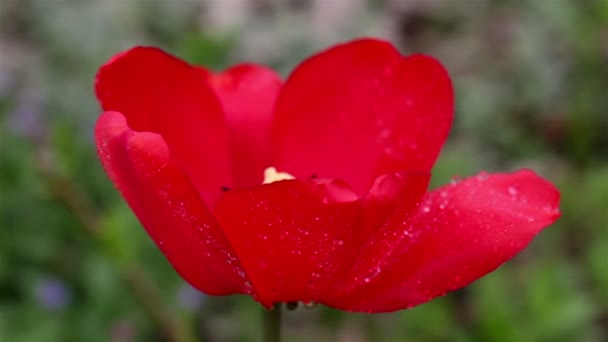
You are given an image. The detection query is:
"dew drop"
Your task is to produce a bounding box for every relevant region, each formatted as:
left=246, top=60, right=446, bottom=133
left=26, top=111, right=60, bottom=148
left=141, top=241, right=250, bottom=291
left=507, top=186, right=518, bottom=197
left=363, top=277, right=371, bottom=283
left=476, top=173, right=489, bottom=181
left=384, top=146, right=398, bottom=157
left=422, top=206, right=431, bottom=213
left=378, top=128, right=391, bottom=140
left=333, top=239, right=344, bottom=246
left=383, top=65, right=393, bottom=76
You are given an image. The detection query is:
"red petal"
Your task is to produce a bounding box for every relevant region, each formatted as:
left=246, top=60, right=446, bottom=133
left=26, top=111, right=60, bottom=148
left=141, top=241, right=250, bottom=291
left=272, top=38, right=453, bottom=194
left=325, top=170, right=560, bottom=312
left=95, top=47, right=231, bottom=206
left=213, top=179, right=363, bottom=306
left=204, top=64, right=282, bottom=188
left=321, top=171, right=430, bottom=305
left=95, top=111, right=250, bottom=295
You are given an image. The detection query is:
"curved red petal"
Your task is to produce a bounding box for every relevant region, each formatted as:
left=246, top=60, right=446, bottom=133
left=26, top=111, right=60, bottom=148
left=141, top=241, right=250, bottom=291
left=213, top=179, right=363, bottom=307
left=272, top=38, right=453, bottom=195
left=205, top=64, right=283, bottom=188
left=321, top=171, right=430, bottom=306
left=95, top=47, right=231, bottom=206
left=95, top=111, right=250, bottom=295
left=325, top=170, right=560, bottom=312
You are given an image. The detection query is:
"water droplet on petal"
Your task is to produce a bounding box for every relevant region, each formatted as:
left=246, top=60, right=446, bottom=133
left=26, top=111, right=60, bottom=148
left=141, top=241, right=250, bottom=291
left=476, top=172, right=489, bottom=181
left=383, top=65, right=393, bottom=76
left=378, top=128, right=391, bottom=140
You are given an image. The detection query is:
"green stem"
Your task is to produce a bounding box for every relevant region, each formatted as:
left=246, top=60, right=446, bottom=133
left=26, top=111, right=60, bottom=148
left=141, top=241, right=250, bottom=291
left=262, top=304, right=282, bottom=342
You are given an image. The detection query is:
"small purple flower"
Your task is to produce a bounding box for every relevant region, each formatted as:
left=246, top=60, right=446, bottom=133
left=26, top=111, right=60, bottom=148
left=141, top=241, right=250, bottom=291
left=35, top=278, right=71, bottom=310
left=0, top=68, right=14, bottom=98
left=177, top=282, right=205, bottom=310
left=8, top=86, right=46, bottom=139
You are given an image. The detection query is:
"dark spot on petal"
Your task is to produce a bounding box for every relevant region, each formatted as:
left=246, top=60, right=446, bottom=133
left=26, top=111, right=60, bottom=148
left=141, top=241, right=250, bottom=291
left=220, top=186, right=230, bottom=192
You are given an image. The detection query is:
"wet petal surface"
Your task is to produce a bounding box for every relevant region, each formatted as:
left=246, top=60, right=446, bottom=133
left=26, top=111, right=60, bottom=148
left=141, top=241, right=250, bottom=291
left=213, top=179, right=363, bottom=306
left=96, top=47, right=231, bottom=206
left=95, top=111, right=249, bottom=295
left=272, top=38, right=453, bottom=194
left=325, top=170, right=560, bottom=312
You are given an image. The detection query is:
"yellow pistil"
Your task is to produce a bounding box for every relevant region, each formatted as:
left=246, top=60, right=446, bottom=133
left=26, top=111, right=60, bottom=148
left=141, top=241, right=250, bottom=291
left=263, top=167, right=295, bottom=184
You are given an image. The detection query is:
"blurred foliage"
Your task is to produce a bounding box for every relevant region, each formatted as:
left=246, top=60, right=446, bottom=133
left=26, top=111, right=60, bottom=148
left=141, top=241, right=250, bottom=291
left=0, top=0, right=607, bottom=341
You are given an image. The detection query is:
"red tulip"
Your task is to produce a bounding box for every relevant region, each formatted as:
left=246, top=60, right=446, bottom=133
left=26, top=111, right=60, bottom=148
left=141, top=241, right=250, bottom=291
left=94, top=38, right=560, bottom=312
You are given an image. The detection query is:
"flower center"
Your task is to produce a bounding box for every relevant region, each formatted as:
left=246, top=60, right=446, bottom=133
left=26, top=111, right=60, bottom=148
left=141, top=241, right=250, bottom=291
left=263, top=167, right=295, bottom=184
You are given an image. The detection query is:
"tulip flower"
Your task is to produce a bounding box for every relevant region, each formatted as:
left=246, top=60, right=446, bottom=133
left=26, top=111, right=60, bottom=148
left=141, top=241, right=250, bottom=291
left=94, top=38, right=559, bottom=339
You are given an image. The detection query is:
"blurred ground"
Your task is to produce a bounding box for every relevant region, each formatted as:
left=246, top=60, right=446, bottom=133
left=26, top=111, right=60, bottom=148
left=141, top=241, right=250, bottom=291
left=1, top=0, right=607, bottom=341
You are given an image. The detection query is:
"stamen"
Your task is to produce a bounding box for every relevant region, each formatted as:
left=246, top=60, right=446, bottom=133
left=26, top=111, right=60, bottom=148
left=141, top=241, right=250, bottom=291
left=263, top=167, right=295, bottom=184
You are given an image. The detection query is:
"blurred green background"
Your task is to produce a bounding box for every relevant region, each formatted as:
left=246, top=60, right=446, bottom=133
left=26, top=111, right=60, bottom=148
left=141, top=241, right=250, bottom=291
left=0, top=0, right=606, bottom=341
